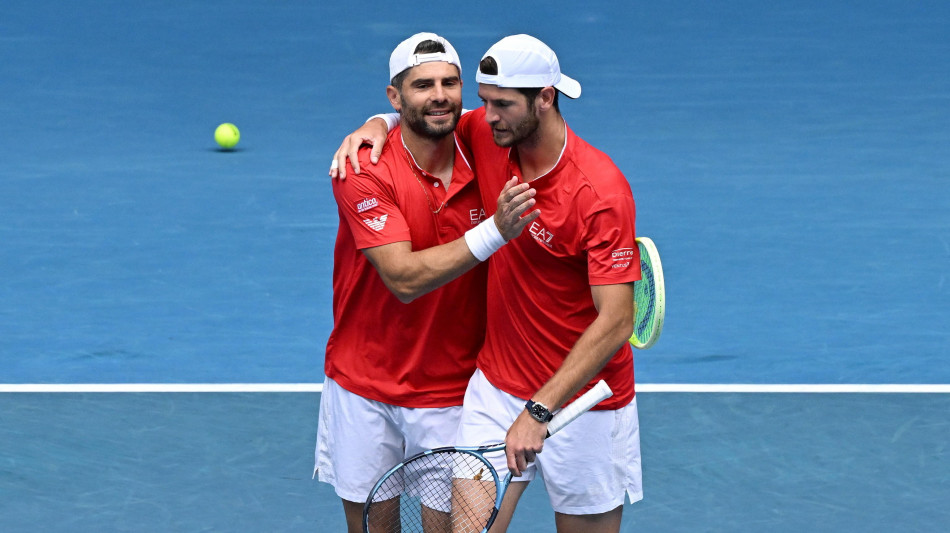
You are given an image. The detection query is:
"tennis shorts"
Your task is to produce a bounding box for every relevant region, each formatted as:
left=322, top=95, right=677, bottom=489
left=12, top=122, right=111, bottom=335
left=314, top=377, right=463, bottom=503
left=456, top=370, right=643, bottom=515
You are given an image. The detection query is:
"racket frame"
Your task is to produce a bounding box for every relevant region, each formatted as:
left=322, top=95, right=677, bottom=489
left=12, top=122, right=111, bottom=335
left=362, top=380, right=613, bottom=533
left=629, top=236, right=666, bottom=349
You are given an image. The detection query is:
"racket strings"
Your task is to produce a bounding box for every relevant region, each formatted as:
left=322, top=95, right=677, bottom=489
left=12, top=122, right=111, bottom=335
left=366, top=451, right=498, bottom=533
left=634, top=259, right=656, bottom=337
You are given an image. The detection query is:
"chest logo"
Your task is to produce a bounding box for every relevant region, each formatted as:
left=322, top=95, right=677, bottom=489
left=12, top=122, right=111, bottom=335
left=469, top=208, right=487, bottom=225
left=529, top=221, right=554, bottom=247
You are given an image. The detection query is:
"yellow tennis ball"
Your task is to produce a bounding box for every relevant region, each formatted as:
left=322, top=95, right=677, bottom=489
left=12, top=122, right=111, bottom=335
left=215, top=123, right=240, bottom=149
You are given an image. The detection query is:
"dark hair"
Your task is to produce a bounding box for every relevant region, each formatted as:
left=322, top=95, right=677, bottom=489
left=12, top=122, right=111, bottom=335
left=478, top=56, right=559, bottom=112
left=391, top=40, right=448, bottom=90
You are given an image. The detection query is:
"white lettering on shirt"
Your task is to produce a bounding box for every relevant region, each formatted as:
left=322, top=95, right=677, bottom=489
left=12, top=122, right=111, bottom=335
left=470, top=208, right=486, bottom=225
left=356, top=197, right=378, bottom=213
left=611, top=247, right=634, bottom=269
left=529, top=221, right=554, bottom=247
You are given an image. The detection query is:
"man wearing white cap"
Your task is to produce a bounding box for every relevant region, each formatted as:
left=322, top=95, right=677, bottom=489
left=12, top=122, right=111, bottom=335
left=315, top=32, right=539, bottom=533
left=332, top=34, right=642, bottom=533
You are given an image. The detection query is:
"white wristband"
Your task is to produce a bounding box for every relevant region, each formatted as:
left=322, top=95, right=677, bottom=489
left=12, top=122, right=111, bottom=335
left=367, top=113, right=399, bottom=132
left=464, top=218, right=507, bottom=261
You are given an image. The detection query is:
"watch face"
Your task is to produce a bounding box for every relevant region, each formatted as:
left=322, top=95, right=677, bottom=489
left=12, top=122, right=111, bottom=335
left=528, top=401, right=551, bottom=422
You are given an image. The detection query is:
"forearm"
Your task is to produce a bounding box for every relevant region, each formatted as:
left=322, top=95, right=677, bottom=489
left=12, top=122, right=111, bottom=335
left=502, top=298, right=632, bottom=476
left=366, top=239, right=481, bottom=303
left=531, top=288, right=634, bottom=410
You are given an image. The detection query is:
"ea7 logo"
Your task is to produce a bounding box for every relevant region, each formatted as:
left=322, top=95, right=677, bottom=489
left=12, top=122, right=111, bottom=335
left=469, top=208, right=486, bottom=225
left=528, top=221, right=554, bottom=247
left=364, top=214, right=388, bottom=232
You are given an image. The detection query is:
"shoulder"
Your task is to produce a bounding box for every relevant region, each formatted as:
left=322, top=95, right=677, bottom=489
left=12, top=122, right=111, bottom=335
left=457, top=107, right=488, bottom=138
left=559, top=131, right=635, bottom=221
left=341, top=130, right=402, bottom=184
left=460, top=107, right=486, bottom=123
left=569, top=142, right=631, bottom=197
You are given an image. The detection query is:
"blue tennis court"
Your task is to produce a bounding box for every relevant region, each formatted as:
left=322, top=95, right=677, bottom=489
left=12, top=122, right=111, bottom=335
left=2, top=1, right=948, bottom=531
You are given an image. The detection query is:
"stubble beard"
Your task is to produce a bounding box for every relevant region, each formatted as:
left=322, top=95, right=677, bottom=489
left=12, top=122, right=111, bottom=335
left=400, top=97, right=461, bottom=140
left=492, top=103, right=540, bottom=148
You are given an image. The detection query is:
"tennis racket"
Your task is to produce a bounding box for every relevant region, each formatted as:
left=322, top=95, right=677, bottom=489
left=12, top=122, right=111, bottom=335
left=362, top=380, right=614, bottom=533
left=629, top=236, right=666, bottom=349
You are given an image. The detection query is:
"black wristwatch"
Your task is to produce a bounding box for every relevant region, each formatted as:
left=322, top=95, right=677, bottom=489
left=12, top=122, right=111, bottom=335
left=525, top=399, right=554, bottom=423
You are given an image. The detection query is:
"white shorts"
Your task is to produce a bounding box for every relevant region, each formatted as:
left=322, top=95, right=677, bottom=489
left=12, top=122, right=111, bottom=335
left=314, top=377, right=463, bottom=503
left=457, top=370, right=643, bottom=515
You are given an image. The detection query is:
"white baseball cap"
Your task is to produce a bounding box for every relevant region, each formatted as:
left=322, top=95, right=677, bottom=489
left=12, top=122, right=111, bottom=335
left=475, top=34, right=581, bottom=99
left=389, top=32, right=462, bottom=82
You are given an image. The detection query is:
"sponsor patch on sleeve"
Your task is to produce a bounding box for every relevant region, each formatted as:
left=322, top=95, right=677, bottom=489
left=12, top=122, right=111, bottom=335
left=610, top=247, right=635, bottom=269
left=356, top=197, right=379, bottom=213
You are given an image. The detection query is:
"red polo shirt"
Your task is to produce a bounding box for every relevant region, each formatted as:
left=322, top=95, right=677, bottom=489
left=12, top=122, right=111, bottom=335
left=456, top=108, right=639, bottom=410
left=326, top=126, right=488, bottom=407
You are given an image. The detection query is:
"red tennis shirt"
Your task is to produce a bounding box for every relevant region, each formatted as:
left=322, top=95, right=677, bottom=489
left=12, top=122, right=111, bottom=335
left=325, top=126, right=488, bottom=408
left=456, top=108, right=640, bottom=410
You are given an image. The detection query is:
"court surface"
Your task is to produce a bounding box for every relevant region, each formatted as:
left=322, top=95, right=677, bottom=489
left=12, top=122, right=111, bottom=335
left=2, top=1, right=948, bottom=531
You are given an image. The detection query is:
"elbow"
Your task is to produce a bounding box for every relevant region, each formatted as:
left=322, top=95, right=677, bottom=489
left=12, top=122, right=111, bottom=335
left=620, top=321, right=634, bottom=342
left=609, top=306, right=635, bottom=346
left=616, top=320, right=634, bottom=346
left=392, top=290, right=419, bottom=304
left=383, top=279, right=424, bottom=304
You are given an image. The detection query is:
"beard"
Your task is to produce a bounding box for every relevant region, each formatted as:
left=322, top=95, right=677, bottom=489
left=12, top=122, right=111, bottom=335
left=491, top=102, right=540, bottom=148
left=400, top=97, right=461, bottom=140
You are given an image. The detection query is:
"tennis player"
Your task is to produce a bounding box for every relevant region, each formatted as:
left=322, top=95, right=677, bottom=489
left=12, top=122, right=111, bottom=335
left=331, top=34, right=642, bottom=533
left=315, top=32, right=539, bottom=533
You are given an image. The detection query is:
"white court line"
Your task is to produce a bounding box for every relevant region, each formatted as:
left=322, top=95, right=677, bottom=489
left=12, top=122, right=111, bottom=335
left=1, top=383, right=949, bottom=393
left=0, top=383, right=324, bottom=393
left=636, top=384, right=950, bottom=394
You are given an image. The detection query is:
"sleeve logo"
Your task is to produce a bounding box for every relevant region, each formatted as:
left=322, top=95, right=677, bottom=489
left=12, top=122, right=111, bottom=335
left=611, top=247, right=634, bottom=268
left=356, top=197, right=379, bottom=213
left=363, top=214, right=388, bottom=232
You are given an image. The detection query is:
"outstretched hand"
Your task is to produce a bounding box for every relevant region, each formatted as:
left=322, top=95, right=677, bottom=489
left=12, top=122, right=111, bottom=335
left=329, top=118, right=390, bottom=179
left=493, top=177, right=541, bottom=241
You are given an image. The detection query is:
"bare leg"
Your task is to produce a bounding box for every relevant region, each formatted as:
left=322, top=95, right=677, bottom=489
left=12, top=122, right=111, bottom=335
left=485, top=481, right=529, bottom=533
left=451, top=478, right=495, bottom=533
left=554, top=505, right=622, bottom=533
left=348, top=497, right=402, bottom=533
left=421, top=504, right=451, bottom=532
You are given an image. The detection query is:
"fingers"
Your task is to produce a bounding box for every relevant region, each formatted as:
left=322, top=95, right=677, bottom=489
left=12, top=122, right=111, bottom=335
left=506, top=449, right=530, bottom=478
left=499, top=180, right=536, bottom=216
left=328, top=136, right=365, bottom=180
left=328, top=121, right=390, bottom=179
left=328, top=147, right=340, bottom=179
left=506, top=449, right=520, bottom=477
left=506, top=446, right=541, bottom=478
left=494, top=179, right=540, bottom=241
left=345, top=139, right=363, bottom=177
left=329, top=142, right=351, bottom=180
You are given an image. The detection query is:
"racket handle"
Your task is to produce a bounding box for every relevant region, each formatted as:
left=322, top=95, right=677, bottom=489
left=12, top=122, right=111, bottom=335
left=545, top=380, right=613, bottom=437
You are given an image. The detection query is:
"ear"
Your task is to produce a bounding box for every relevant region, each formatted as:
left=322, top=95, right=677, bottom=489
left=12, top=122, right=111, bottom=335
left=386, top=85, right=401, bottom=111
left=536, top=86, right=557, bottom=113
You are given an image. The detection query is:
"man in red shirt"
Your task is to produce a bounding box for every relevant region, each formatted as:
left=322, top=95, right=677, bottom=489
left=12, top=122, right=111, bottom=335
left=332, top=34, right=641, bottom=533
left=315, top=32, right=539, bottom=533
